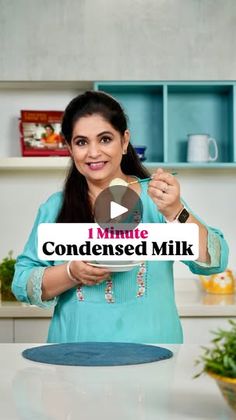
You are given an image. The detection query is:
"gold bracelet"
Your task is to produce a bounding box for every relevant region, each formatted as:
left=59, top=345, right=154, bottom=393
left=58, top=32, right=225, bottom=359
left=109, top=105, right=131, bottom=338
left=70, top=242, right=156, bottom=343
left=66, top=261, right=80, bottom=284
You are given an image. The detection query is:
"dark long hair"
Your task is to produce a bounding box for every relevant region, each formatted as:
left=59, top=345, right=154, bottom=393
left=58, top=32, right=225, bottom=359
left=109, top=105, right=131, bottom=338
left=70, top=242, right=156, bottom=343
left=56, top=91, right=150, bottom=223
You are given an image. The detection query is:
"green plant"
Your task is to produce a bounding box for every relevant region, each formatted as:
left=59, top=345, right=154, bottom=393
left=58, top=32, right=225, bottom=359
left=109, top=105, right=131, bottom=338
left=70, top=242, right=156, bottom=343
left=195, top=320, right=236, bottom=379
left=0, top=250, right=16, bottom=300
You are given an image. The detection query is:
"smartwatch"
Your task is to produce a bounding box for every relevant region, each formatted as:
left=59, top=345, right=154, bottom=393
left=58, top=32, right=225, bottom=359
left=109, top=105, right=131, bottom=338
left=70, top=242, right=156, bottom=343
left=177, top=207, right=190, bottom=223
left=164, top=206, right=190, bottom=223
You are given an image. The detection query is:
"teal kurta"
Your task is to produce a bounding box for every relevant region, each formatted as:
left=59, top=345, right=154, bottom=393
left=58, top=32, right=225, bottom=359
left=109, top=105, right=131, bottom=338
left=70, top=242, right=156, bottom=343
left=12, top=182, right=228, bottom=343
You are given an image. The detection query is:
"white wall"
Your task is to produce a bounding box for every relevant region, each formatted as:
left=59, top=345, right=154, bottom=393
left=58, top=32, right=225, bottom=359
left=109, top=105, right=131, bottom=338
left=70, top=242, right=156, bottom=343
left=0, top=0, right=236, bottom=80
left=174, top=169, right=235, bottom=279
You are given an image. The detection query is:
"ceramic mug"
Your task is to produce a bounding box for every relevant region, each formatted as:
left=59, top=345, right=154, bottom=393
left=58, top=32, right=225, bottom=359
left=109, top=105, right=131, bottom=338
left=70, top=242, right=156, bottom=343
left=134, top=146, right=147, bottom=161
left=199, top=269, right=235, bottom=294
left=187, top=134, right=218, bottom=162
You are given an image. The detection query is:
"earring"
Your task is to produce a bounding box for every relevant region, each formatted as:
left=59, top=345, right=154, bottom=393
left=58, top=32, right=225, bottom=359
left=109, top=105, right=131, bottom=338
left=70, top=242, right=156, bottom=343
left=123, top=150, right=127, bottom=155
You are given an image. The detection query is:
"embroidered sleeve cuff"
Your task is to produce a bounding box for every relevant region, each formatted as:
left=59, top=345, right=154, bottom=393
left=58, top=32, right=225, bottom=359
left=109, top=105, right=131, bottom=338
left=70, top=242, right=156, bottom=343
left=195, top=229, right=221, bottom=268
left=26, top=267, right=58, bottom=308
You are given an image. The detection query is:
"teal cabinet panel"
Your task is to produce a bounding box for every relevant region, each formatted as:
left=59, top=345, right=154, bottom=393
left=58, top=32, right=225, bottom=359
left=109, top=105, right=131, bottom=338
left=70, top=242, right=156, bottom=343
left=167, top=85, right=234, bottom=163
left=233, top=85, right=236, bottom=162
left=94, top=83, right=164, bottom=162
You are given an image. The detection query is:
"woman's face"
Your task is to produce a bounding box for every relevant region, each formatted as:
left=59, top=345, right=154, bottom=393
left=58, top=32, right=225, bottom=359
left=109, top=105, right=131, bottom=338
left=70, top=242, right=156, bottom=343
left=69, top=114, right=130, bottom=184
left=45, top=126, right=53, bottom=136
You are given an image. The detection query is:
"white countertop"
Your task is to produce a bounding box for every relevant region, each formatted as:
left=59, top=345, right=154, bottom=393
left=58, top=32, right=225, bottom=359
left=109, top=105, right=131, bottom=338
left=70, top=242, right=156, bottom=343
left=1, top=289, right=236, bottom=318
left=176, top=290, right=236, bottom=316
left=0, top=343, right=234, bottom=420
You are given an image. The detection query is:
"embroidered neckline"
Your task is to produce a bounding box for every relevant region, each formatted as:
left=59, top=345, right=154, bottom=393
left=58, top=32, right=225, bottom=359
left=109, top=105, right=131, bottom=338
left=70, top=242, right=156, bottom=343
left=136, top=262, right=146, bottom=297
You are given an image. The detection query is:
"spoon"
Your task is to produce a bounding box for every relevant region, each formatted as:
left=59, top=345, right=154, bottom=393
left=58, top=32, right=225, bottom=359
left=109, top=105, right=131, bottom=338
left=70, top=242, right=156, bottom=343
left=128, top=172, right=178, bottom=185
left=109, top=172, right=178, bottom=188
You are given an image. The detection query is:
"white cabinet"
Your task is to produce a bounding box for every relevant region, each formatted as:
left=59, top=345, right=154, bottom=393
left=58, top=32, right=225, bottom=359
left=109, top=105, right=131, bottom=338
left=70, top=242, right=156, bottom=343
left=0, top=318, right=51, bottom=343
left=181, top=317, right=235, bottom=344
left=14, top=319, right=50, bottom=343
left=13, top=317, right=236, bottom=344
left=0, top=320, right=13, bottom=342
left=0, top=317, right=235, bottom=344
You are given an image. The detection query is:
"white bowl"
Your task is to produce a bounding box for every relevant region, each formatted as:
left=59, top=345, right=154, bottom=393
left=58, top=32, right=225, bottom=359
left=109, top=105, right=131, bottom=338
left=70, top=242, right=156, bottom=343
left=94, top=260, right=136, bottom=265
left=87, top=261, right=143, bottom=272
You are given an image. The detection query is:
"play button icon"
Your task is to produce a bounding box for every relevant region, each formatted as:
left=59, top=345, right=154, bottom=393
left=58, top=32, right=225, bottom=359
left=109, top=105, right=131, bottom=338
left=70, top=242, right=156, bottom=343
left=94, top=185, right=143, bottom=230
left=110, top=201, right=128, bottom=219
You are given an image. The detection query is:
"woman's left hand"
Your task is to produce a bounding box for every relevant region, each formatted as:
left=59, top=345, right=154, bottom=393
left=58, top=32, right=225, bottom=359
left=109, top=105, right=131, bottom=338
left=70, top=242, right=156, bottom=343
left=148, top=168, right=183, bottom=221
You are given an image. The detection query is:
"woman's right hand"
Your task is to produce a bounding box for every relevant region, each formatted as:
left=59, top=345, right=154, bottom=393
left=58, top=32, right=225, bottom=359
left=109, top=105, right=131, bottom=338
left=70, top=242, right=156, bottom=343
left=69, top=261, right=111, bottom=286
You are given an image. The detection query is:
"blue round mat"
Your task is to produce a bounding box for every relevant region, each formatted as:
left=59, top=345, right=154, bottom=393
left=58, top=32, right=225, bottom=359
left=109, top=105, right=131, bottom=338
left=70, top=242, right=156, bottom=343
left=22, top=342, right=173, bottom=366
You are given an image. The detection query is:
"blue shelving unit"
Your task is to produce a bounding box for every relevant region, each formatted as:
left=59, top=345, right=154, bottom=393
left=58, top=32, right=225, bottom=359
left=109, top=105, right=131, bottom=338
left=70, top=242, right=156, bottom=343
left=94, top=81, right=236, bottom=168
left=94, top=83, right=164, bottom=162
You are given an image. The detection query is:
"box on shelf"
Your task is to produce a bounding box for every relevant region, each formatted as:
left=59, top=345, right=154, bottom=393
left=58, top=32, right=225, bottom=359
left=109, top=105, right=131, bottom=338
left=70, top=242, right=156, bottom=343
left=19, top=110, right=69, bottom=156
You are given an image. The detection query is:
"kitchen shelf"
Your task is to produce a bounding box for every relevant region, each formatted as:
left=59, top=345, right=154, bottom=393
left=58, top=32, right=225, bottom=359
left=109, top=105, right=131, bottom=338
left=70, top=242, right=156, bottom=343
left=144, top=162, right=236, bottom=169
left=0, top=81, right=93, bottom=160
left=0, top=157, right=236, bottom=171
left=0, top=80, right=236, bottom=169
left=0, top=157, right=71, bottom=170
left=0, top=81, right=93, bottom=90
left=95, top=81, right=236, bottom=167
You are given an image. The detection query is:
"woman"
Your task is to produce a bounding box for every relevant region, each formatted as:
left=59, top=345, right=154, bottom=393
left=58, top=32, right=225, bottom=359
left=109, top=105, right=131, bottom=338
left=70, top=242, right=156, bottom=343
left=12, top=91, right=228, bottom=343
left=41, top=124, right=61, bottom=148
